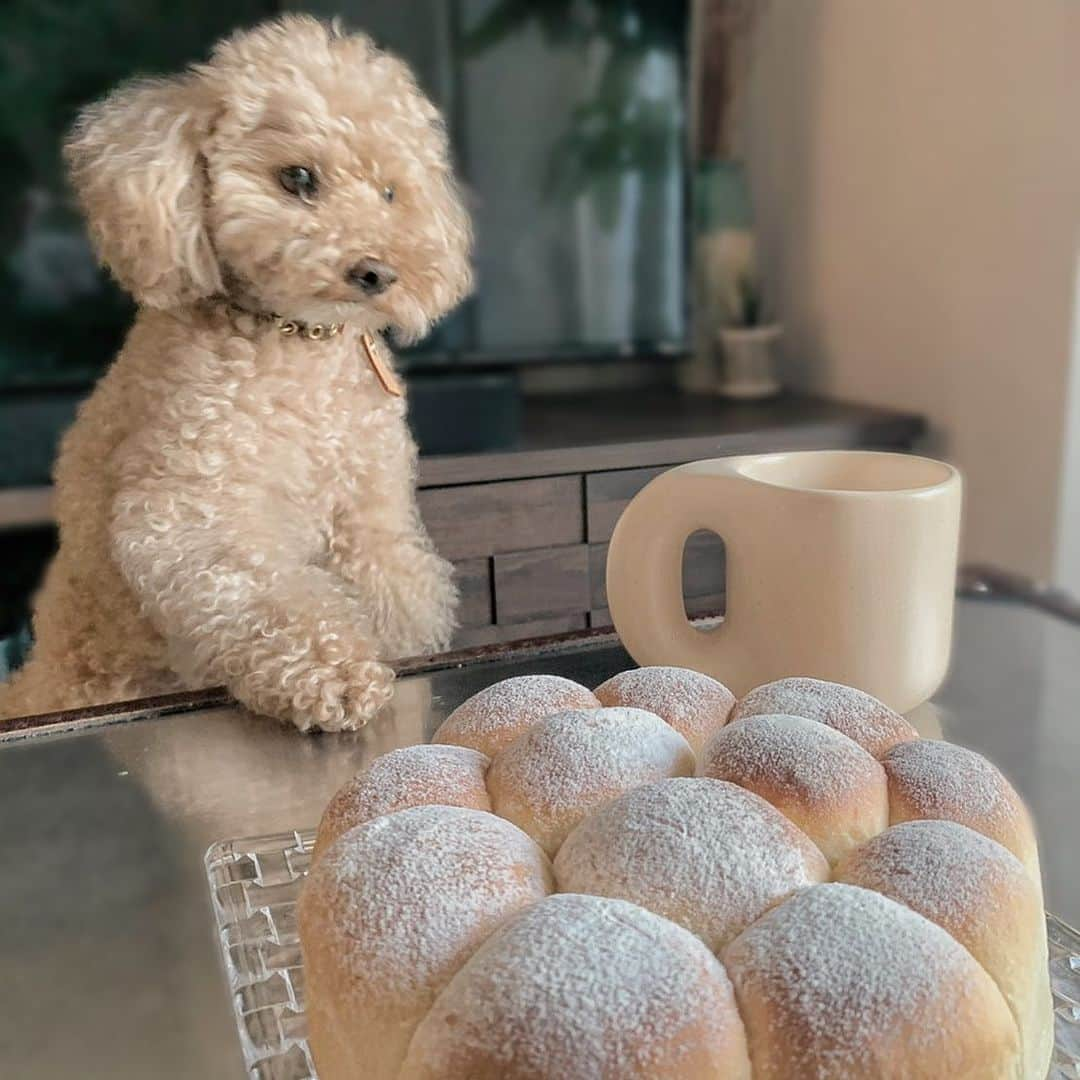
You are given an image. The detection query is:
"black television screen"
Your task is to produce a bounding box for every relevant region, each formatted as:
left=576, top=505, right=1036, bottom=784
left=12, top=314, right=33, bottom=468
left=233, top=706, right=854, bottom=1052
left=0, top=0, right=689, bottom=389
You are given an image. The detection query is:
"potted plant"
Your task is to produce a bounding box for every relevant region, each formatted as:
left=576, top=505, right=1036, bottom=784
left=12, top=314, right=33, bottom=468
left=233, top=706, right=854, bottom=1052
left=716, top=254, right=782, bottom=399
left=684, top=0, right=782, bottom=398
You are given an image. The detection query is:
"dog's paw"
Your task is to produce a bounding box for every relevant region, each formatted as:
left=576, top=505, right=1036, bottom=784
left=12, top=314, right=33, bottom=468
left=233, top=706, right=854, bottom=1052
left=298, top=659, right=396, bottom=733
left=239, top=659, right=395, bottom=733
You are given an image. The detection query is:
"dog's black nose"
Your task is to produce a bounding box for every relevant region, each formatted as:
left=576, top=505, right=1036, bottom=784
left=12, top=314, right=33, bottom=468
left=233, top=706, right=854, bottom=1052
left=346, top=259, right=398, bottom=295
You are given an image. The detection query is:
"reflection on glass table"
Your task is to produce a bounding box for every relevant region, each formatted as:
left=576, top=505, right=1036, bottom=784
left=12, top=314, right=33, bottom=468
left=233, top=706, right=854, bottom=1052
left=0, top=590, right=1078, bottom=1078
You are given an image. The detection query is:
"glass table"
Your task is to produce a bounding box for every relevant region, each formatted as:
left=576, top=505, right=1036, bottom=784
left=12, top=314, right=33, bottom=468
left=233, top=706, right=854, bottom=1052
left=1, top=586, right=1078, bottom=1078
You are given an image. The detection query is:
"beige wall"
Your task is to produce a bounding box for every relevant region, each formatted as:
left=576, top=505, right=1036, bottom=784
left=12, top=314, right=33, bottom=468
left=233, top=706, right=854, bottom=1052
left=1056, top=252, right=1080, bottom=592
left=739, top=1, right=1080, bottom=578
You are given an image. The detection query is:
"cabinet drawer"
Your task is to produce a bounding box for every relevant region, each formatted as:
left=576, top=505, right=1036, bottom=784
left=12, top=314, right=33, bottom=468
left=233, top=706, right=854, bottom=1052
left=588, top=531, right=726, bottom=610
left=419, top=476, right=583, bottom=560
left=494, top=545, right=590, bottom=624
left=453, top=558, right=492, bottom=628
left=585, top=467, right=667, bottom=542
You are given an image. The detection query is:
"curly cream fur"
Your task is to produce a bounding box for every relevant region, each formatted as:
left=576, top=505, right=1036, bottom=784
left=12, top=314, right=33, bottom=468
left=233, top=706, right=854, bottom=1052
left=0, top=17, right=472, bottom=730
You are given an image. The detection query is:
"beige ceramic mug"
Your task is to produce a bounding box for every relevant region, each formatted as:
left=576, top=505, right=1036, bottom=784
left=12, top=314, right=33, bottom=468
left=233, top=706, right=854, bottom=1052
left=605, top=450, right=962, bottom=712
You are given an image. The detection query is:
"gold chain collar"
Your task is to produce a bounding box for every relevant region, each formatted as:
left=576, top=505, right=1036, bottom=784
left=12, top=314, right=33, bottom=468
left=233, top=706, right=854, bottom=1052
left=221, top=300, right=401, bottom=396
left=277, top=317, right=345, bottom=340
left=224, top=300, right=343, bottom=341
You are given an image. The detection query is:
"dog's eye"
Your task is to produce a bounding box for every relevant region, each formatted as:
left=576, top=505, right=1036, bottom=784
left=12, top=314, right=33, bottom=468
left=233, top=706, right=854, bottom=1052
left=278, top=165, right=318, bottom=200
left=383, top=185, right=395, bottom=203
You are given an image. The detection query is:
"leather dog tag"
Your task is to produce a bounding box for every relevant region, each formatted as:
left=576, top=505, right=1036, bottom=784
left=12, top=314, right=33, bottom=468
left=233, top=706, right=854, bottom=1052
left=361, top=333, right=403, bottom=397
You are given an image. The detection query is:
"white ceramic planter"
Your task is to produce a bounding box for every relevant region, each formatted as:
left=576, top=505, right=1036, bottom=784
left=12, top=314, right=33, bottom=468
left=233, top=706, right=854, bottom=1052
left=717, top=324, right=783, bottom=399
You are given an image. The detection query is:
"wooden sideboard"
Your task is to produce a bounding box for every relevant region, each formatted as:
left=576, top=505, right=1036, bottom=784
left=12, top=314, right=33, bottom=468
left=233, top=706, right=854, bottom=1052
left=0, top=388, right=925, bottom=653
left=416, top=389, right=926, bottom=649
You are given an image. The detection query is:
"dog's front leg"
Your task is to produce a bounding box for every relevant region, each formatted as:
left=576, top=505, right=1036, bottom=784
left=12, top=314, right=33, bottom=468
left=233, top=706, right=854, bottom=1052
left=110, top=484, right=395, bottom=732
left=329, top=500, right=458, bottom=660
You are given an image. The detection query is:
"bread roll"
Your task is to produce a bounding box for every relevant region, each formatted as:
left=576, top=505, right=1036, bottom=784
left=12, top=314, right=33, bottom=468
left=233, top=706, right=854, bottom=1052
left=881, top=738, right=1040, bottom=881
left=298, top=805, right=553, bottom=1080
left=699, top=713, right=888, bottom=865
left=733, top=677, right=918, bottom=757
left=399, top=893, right=752, bottom=1080
left=555, top=777, right=828, bottom=949
left=312, top=744, right=490, bottom=859
left=433, top=674, right=599, bottom=757
left=301, top=667, right=1051, bottom=1079
left=593, top=666, right=736, bottom=754
left=722, top=882, right=1021, bottom=1079
left=836, top=820, right=1052, bottom=1080
left=486, top=707, right=694, bottom=855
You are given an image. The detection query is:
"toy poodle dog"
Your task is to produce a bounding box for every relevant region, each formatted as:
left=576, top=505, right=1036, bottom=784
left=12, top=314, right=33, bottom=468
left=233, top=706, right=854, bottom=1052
left=0, top=16, right=472, bottom=730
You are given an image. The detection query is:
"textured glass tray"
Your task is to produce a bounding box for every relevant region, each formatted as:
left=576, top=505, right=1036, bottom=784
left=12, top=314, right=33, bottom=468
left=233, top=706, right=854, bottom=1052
left=206, top=829, right=1080, bottom=1080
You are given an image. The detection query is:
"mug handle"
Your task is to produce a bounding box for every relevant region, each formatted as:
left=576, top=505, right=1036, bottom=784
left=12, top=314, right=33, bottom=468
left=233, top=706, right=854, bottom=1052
left=605, top=460, right=754, bottom=683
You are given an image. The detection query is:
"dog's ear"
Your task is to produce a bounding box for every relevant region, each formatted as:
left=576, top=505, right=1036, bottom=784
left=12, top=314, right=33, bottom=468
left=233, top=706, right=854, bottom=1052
left=64, top=73, right=222, bottom=308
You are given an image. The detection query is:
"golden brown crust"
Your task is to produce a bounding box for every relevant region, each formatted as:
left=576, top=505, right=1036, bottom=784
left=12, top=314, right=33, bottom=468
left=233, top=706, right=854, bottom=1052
left=486, top=708, right=694, bottom=855
left=432, top=675, right=599, bottom=757
left=399, top=894, right=752, bottom=1080
left=699, top=713, right=888, bottom=865
left=882, top=738, right=1040, bottom=882
left=836, top=820, right=1052, bottom=1080
left=303, top=671, right=1049, bottom=1080
left=733, top=677, right=919, bottom=757
left=722, top=883, right=1021, bottom=1080
left=299, top=806, right=552, bottom=1080
left=593, top=666, right=736, bottom=754
left=312, top=744, right=491, bottom=859
left=554, top=778, right=828, bottom=950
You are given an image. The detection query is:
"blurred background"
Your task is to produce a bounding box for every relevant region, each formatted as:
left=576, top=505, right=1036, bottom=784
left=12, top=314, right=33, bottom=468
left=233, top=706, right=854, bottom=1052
left=1, top=1, right=1078, bottom=682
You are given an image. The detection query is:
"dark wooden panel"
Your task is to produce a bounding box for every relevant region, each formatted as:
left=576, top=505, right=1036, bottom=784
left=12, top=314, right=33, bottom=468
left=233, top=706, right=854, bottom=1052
left=588, top=531, right=726, bottom=610
left=453, top=558, right=492, bottom=628
left=585, top=466, right=666, bottom=542
left=494, top=545, right=590, bottom=623
left=453, top=614, right=587, bottom=648
left=418, top=476, right=583, bottom=560
left=417, top=391, right=925, bottom=487
left=588, top=544, right=609, bottom=610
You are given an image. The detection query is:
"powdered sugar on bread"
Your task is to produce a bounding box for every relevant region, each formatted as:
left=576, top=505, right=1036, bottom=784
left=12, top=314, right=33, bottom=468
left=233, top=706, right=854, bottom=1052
left=837, top=820, right=1049, bottom=1080
left=555, top=777, right=828, bottom=949
left=400, top=893, right=752, bottom=1080
left=302, top=668, right=1049, bottom=1080
left=433, top=674, right=599, bottom=757
left=882, top=738, right=1039, bottom=880
left=487, top=707, right=695, bottom=855
left=733, top=676, right=918, bottom=757
left=313, top=744, right=491, bottom=857
left=836, top=819, right=1026, bottom=928
left=299, top=805, right=552, bottom=1079
left=722, top=882, right=1020, bottom=1078
left=700, top=713, right=889, bottom=864
left=594, top=666, right=736, bottom=754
